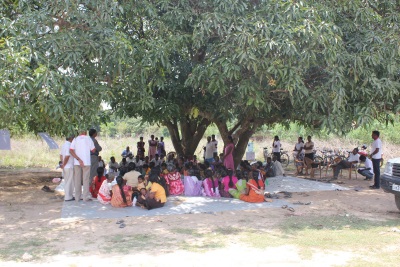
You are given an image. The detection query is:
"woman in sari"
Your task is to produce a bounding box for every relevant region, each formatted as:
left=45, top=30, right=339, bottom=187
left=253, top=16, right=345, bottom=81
left=220, top=168, right=238, bottom=198
left=111, top=176, right=133, bottom=208
left=157, top=136, right=166, bottom=157
left=229, top=169, right=249, bottom=199
left=223, top=135, right=235, bottom=170
left=137, top=136, right=145, bottom=159
left=184, top=168, right=203, bottom=196
left=90, top=167, right=106, bottom=198
left=97, top=174, right=114, bottom=205
left=202, top=169, right=220, bottom=197
left=240, top=170, right=265, bottom=203
left=148, top=135, right=157, bottom=160
left=164, top=164, right=184, bottom=195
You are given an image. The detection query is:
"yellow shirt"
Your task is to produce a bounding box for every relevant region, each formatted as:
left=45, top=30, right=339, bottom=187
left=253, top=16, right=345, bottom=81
left=151, top=183, right=167, bottom=203
left=146, top=181, right=152, bottom=191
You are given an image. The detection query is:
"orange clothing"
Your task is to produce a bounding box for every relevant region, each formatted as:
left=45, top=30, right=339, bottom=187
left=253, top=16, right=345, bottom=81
left=111, top=185, right=133, bottom=208
left=239, top=179, right=265, bottom=203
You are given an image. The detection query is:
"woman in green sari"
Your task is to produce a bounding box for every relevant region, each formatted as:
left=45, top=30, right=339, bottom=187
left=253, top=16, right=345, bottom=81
left=229, top=170, right=249, bottom=199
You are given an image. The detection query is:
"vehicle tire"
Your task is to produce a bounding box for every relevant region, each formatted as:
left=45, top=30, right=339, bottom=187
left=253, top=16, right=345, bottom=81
left=281, top=153, right=290, bottom=167
left=395, top=195, right=400, bottom=211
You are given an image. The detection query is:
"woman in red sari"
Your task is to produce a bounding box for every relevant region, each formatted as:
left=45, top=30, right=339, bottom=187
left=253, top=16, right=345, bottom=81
left=90, top=167, right=106, bottom=198
left=164, top=164, right=184, bottom=195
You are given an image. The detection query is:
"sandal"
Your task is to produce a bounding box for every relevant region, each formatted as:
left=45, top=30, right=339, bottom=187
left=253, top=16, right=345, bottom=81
left=116, top=220, right=124, bottom=224
left=41, top=186, right=53, bottom=193
left=281, top=205, right=288, bottom=209
left=288, top=207, right=295, bottom=212
left=119, top=223, right=126, bottom=228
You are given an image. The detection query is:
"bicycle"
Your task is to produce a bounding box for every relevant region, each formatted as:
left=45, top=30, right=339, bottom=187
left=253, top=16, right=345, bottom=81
left=263, top=147, right=290, bottom=167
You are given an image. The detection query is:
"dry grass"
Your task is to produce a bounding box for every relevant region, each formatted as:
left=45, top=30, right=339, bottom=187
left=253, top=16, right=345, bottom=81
left=1, top=135, right=399, bottom=169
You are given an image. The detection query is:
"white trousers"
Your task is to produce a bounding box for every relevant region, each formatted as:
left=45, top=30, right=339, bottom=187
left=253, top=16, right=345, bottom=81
left=63, top=168, right=74, bottom=200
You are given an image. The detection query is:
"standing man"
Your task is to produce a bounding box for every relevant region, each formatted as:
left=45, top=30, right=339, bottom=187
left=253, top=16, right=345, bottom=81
left=70, top=129, right=95, bottom=202
left=204, top=136, right=214, bottom=164
left=272, top=136, right=281, bottom=162
left=211, top=134, right=218, bottom=158
left=304, top=135, right=315, bottom=160
left=60, top=134, right=75, bottom=201
left=370, top=130, right=382, bottom=189
left=89, top=129, right=102, bottom=184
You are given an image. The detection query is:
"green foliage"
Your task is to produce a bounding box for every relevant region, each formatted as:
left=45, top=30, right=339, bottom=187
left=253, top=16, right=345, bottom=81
left=1, top=0, right=399, bottom=152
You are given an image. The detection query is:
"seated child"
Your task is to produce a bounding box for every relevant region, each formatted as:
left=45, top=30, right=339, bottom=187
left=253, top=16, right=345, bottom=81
left=136, top=188, right=148, bottom=209
left=97, top=174, right=114, bottom=205
left=137, top=175, right=146, bottom=190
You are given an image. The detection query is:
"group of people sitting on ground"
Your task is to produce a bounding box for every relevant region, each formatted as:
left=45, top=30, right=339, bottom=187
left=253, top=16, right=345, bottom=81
left=86, top=154, right=285, bottom=210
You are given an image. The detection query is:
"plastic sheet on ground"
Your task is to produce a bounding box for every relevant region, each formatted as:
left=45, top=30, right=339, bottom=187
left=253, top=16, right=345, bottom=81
left=266, top=176, right=348, bottom=193
left=61, top=196, right=289, bottom=220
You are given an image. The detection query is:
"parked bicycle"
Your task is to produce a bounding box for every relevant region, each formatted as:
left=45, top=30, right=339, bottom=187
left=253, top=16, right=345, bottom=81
left=263, top=147, right=290, bottom=167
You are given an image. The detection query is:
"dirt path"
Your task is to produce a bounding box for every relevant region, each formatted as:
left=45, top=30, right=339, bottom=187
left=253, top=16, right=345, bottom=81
left=0, top=169, right=399, bottom=266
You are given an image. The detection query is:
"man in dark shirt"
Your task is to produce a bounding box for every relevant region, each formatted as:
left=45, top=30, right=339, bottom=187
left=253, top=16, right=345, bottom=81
left=89, top=129, right=102, bottom=184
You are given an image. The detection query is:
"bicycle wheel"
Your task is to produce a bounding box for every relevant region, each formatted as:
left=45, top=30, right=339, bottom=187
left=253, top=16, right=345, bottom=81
left=280, top=153, right=290, bottom=167
left=314, top=156, right=324, bottom=163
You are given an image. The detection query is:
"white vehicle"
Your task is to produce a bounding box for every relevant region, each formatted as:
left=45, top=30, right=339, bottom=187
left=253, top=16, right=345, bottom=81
left=381, top=157, right=400, bottom=211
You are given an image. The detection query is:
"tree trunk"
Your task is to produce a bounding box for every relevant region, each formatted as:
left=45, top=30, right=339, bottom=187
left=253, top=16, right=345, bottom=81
left=163, top=116, right=210, bottom=158
left=214, top=118, right=260, bottom=168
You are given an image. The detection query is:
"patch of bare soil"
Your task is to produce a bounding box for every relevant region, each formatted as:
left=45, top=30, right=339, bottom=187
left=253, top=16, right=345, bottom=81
left=0, top=168, right=399, bottom=265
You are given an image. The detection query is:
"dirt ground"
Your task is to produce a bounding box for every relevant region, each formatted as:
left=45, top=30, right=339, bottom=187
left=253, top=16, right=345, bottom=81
left=0, top=168, right=399, bottom=267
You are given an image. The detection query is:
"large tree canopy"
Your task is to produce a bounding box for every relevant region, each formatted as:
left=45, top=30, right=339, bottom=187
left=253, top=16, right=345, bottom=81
left=110, top=0, right=400, bottom=162
left=1, top=0, right=399, bottom=164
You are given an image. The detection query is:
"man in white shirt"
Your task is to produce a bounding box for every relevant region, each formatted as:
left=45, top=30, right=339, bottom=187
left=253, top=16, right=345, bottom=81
left=108, top=156, right=119, bottom=174
left=332, top=148, right=360, bottom=179
left=369, top=130, right=382, bottom=189
left=358, top=155, right=374, bottom=180
left=272, top=156, right=286, bottom=176
left=211, top=134, right=218, bottom=158
left=150, top=153, right=163, bottom=167
left=134, top=155, right=143, bottom=167
left=126, top=153, right=135, bottom=163
left=60, top=135, right=75, bottom=201
left=272, top=136, right=281, bottom=162
left=69, top=130, right=96, bottom=202
left=204, top=136, right=214, bottom=164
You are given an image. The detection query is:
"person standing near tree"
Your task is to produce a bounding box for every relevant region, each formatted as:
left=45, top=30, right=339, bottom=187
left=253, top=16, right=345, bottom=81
left=272, top=135, right=281, bottom=162
left=148, top=135, right=157, bottom=160
left=211, top=134, right=218, bottom=158
left=204, top=136, right=214, bottom=164
left=137, top=137, right=145, bottom=160
left=223, top=136, right=235, bottom=170
left=369, top=130, right=382, bottom=189
left=304, top=135, right=315, bottom=160
left=89, top=129, right=102, bottom=185
left=60, top=134, right=75, bottom=201
left=157, top=136, right=166, bottom=157
left=70, top=129, right=96, bottom=202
